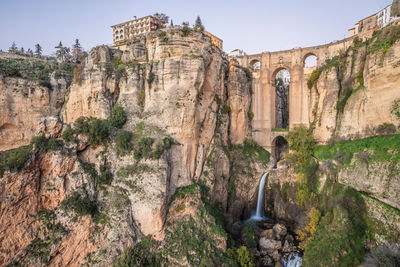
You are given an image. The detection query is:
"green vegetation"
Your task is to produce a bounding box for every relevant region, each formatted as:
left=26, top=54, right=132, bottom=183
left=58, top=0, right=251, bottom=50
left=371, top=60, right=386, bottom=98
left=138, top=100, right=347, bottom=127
left=62, top=125, right=75, bottom=142
left=376, top=123, right=397, bottom=135
left=181, top=25, right=192, bottom=37
left=230, top=139, right=270, bottom=165
left=303, top=184, right=369, bottom=267
left=117, top=163, right=154, bottom=178
left=157, top=31, right=169, bottom=43
left=163, top=183, right=234, bottom=266
left=116, top=130, right=133, bottom=155
left=79, top=160, right=113, bottom=187
left=314, top=134, right=400, bottom=164
left=247, top=111, right=254, bottom=121
left=392, top=98, right=400, bottom=126
left=368, top=24, right=400, bottom=55
left=239, top=66, right=253, bottom=82
left=0, top=58, right=73, bottom=88
left=147, top=72, right=155, bottom=87
left=242, top=225, right=257, bottom=248
left=0, top=145, right=31, bottom=176
left=221, top=105, right=231, bottom=115
left=31, top=136, right=63, bottom=151
left=271, top=128, right=289, bottom=132
left=227, top=246, right=255, bottom=267
left=73, top=117, right=109, bottom=147
left=61, top=191, right=98, bottom=217
left=137, top=90, right=145, bottom=110
left=114, top=236, right=161, bottom=267
left=100, top=57, right=126, bottom=79
left=108, top=104, right=127, bottom=128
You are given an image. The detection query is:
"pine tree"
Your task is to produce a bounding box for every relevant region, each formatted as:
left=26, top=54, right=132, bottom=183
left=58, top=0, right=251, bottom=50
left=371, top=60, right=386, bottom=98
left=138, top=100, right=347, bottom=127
left=27, top=48, right=34, bottom=57
left=170, top=19, right=174, bottom=27
left=194, top=16, right=204, bottom=31
left=19, top=47, right=25, bottom=55
left=34, top=44, right=42, bottom=57
left=8, top=42, right=18, bottom=54
left=72, top=39, right=83, bottom=63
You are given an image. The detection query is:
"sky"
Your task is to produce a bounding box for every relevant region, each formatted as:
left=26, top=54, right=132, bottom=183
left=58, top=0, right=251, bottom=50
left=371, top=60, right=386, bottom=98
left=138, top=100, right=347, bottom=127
left=0, top=0, right=393, bottom=56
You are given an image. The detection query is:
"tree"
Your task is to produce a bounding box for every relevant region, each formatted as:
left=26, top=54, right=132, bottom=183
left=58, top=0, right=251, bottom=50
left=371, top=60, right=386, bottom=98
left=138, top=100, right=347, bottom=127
left=27, top=48, right=34, bottom=57
left=55, top=41, right=71, bottom=63
left=19, top=47, right=25, bottom=55
left=194, top=16, right=204, bottom=31
left=153, top=13, right=169, bottom=25
left=170, top=19, right=174, bottom=27
left=8, top=42, right=18, bottom=54
left=34, top=44, right=42, bottom=57
left=72, top=39, right=83, bottom=63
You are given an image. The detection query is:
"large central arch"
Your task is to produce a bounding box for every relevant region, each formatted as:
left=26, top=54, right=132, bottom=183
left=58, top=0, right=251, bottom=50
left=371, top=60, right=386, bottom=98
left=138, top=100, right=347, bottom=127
left=235, top=37, right=355, bottom=152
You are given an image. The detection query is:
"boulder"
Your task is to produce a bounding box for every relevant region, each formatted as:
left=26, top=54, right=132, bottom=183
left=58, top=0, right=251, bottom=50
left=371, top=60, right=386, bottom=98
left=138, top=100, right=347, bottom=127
left=260, top=229, right=275, bottom=240
left=271, top=250, right=281, bottom=262
left=259, top=255, right=274, bottom=267
left=259, top=237, right=282, bottom=253
left=273, top=223, right=287, bottom=239
left=282, top=240, right=295, bottom=253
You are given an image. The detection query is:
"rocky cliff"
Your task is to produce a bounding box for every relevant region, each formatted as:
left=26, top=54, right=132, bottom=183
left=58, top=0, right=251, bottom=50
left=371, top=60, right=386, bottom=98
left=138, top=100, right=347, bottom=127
left=0, top=27, right=268, bottom=266
left=310, top=23, right=400, bottom=143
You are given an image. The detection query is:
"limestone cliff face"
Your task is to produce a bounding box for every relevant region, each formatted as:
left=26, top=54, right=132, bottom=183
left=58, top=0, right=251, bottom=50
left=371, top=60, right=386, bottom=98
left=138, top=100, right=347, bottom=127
left=0, top=28, right=256, bottom=266
left=0, top=74, right=68, bottom=151
left=311, top=30, right=400, bottom=143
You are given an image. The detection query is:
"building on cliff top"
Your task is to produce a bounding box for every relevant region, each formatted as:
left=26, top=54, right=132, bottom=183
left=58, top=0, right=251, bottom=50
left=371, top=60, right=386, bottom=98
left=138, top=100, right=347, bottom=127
left=348, top=4, right=396, bottom=39
left=111, top=15, right=165, bottom=48
left=111, top=15, right=223, bottom=51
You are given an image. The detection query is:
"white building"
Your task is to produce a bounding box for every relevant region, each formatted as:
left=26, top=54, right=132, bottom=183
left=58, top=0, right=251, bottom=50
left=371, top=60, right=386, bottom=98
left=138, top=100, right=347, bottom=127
left=227, top=49, right=247, bottom=58
left=377, top=5, right=392, bottom=27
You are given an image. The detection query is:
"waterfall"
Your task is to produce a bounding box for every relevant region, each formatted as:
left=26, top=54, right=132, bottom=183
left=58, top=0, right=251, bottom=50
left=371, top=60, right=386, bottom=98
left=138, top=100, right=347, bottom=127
left=254, top=172, right=269, bottom=219
left=281, top=252, right=303, bottom=267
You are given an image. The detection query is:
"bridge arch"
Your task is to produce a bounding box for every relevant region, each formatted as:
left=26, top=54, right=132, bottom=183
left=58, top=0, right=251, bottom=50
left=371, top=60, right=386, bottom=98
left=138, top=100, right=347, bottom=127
left=272, top=68, right=290, bottom=129
left=271, top=136, right=288, bottom=162
left=249, top=59, right=261, bottom=71
left=303, top=53, right=318, bottom=68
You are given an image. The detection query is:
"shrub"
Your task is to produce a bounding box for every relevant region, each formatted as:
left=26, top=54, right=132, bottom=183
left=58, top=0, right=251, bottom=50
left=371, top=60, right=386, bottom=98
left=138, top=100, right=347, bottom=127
left=221, top=105, right=231, bottom=114
left=73, top=117, right=109, bottom=147
left=61, top=191, right=98, bottom=217
left=133, top=137, right=154, bottom=161
left=247, top=111, right=254, bottom=121
left=227, top=246, right=255, bottom=267
left=0, top=145, right=31, bottom=176
left=308, top=69, right=322, bottom=89
left=137, top=90, right=145, bottom=110
left=116, top=130, right=133, bottom=155
left=108, top=104, right=127, bottom=128
left=181, top=25, right=192, bottom=37
left=62, top=125, right=75, bottom=143
left=297, top=207, right=321, bottom=250
left=87, top=118, right=109, bottom=147
left=158, top=31, right=169, bottom=43
left=114, top=236, right=161, bottom=267
left=32, top=136, right=62, bottom=151
left=242, top=225, right=257, bottom=248
left=391, top=99, right=400, bottom=122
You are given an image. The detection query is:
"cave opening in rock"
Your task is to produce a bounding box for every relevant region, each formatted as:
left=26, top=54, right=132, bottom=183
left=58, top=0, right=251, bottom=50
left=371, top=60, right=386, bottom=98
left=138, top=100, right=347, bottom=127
left=273, top=136, right=289, bottom=162
left=274, top=69, right=290, bottom=129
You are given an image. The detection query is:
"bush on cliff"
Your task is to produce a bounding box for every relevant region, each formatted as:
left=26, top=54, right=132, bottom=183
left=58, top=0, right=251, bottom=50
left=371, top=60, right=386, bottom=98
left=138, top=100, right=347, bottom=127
left=114, top=236, right=161, bottom=267
left=0, top=145, right=32, bottom=176
left=108, top=104, right=127, bottom=128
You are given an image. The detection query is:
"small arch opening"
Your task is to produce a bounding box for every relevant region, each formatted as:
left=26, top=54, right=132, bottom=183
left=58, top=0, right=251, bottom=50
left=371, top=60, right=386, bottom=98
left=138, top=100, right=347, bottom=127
left=250, top=59, right=261, bottom=71
left=304, top=54, right=317, bottom=68
left=272, top=136, right=289, bottom=163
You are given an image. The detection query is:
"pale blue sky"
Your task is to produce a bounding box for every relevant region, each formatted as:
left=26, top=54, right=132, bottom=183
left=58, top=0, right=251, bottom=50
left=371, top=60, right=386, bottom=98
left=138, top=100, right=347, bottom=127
left=0, top=0, right=393, bottom=55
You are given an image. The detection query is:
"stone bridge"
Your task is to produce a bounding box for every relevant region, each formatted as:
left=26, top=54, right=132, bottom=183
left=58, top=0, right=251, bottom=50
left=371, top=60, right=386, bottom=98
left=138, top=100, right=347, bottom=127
left=236, top=37, right=354, bottom=159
